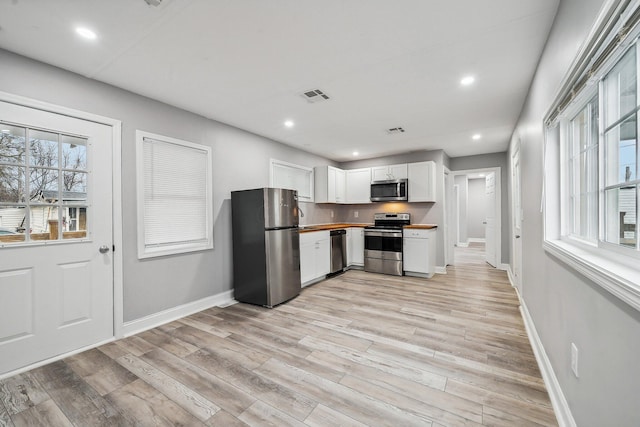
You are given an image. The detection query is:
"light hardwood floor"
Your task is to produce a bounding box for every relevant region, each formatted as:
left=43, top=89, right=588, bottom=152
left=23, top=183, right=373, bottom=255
left=0, top=244, right=557, bottom=426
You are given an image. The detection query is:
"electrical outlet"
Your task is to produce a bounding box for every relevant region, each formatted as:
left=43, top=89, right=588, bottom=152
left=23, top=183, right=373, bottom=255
left=330, top=210, right=334, bottom=218
left=571, top=342, right=579, bottom=378
left=354, top=211, right=359, bottom=218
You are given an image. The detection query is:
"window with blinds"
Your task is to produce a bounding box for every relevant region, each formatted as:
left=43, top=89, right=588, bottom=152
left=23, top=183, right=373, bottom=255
left=136, top=131, right=213, bottom=258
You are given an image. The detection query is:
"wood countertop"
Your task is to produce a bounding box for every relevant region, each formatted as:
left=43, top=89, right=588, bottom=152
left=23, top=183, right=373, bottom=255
left=299, top=223, right=371, bottom=233
left=299, top=223, right=437, bottom=232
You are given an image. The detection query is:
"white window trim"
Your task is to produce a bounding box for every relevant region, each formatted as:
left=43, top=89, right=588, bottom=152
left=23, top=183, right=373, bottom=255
left=543, top=239, right=640, bottom=311
left=269, top=158, right=314, bottom=203
left=135, top=130, right=213, bottom=259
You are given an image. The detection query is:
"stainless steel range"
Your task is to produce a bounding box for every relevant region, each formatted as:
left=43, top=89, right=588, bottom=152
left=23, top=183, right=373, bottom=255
left=364, top=213, right=410, bottom=276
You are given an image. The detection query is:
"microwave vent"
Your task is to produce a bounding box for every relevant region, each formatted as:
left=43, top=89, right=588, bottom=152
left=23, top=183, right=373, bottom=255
left=301, top=89, right=330, bottom=103
left=386, top=127, right=405, bottom=134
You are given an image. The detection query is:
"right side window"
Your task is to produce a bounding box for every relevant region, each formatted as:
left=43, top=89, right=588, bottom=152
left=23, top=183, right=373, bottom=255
left=545, top=3, right=640, bottom=311
left=603, top=46, right=639, bottom=249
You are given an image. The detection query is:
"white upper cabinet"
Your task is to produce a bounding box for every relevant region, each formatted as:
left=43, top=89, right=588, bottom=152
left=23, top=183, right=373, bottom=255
left=371, top=163, right=408, bottom=181
left=408, top=161, right=436, bottom=202
left=315, top=165, right=345, bottom=204
left=345, top=168, right=372, bottom=204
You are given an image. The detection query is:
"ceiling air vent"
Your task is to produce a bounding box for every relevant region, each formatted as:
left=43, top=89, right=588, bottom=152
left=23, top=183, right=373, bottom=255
left=386, top=127, right=405, bottom=134
left=301, top=89, right=330, bottom=103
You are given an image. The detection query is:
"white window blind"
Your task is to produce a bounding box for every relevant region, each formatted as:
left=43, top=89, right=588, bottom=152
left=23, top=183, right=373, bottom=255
left=269, top=159, right=314, bottom=202
left=136, top=131, right=213, bottom=258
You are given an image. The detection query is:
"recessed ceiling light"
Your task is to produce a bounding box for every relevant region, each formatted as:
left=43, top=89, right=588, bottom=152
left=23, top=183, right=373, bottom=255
left=472, top=134, right=482, bottom=140
left=75, top=27, right=97, bottom=40
left=352, top=151, right=359, bottom=156
left=460, top=75, right=475, bottom=86
left=284, top=120, right=294, bottom=128
left=1, top=129, right=10, bottom=134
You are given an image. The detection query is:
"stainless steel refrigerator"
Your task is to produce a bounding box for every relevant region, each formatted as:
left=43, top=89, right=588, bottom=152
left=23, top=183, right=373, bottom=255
left=231, top=188, right=301, bottom=307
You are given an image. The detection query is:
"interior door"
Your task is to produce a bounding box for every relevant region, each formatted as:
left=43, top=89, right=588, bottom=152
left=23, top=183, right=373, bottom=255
left=512, top=147, right=523, bottom=292
left=485, top=172, right=497, bottom=267
left=0, top=101, right=113, bottom=375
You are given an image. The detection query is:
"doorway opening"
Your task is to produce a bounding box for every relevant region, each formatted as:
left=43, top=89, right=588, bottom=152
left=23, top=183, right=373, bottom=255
left=449, top=167, right=502, bottom=269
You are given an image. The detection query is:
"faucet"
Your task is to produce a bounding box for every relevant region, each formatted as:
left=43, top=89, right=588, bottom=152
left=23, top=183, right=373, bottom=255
left=298, top=206, right=304, bottom=218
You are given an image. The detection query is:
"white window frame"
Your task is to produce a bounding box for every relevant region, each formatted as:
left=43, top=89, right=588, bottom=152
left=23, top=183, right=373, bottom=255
left=136, top=130, right=213, bottom=259
left=560, top=88, right=599, bottom=245
left=544, top=6, right=640, bottom=312
left=269, top=158, right=314, bottom=203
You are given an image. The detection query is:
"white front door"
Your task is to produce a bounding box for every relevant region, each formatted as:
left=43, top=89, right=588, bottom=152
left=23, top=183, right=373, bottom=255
left=485, top=172, right=497, bottom=267
left=512, top=146, right=523, bottom=292
left=0, top=101, right=113, bottom=376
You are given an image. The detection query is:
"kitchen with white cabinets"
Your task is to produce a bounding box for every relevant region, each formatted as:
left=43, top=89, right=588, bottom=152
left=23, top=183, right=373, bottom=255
left=293, top=157, right=442, bottom=287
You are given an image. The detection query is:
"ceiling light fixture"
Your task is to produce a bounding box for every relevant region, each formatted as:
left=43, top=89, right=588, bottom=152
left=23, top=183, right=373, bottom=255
left=460, top=75, right=475, bottom=86
left=472, top=134, right=482, bottom=140
left=284, top=120, right=294, bottom=128
left=353, top=151, right=359, bottom=156
left=75, top=27, right=97, bottom=40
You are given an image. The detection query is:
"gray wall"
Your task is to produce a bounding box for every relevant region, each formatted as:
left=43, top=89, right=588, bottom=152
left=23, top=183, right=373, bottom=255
left=450, top=152, right=510, bottom=264
left=511, top=0, right=640, bottom=425
left=466, top=178, right=486, bottom=239
left=0, top=48, right=336, bottom=322
left=340, top=150, right=447, bottom=267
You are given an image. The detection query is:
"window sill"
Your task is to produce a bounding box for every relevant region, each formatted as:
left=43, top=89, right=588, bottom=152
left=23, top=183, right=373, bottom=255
left=543, top=239, right=640, bottom=312
left=138, top=241, right=213, bottom=259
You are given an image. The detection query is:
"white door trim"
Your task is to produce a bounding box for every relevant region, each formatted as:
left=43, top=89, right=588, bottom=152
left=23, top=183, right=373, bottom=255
left=0, top=90, right=124, bottom=340
left=451, top=167, right=502, bottom=268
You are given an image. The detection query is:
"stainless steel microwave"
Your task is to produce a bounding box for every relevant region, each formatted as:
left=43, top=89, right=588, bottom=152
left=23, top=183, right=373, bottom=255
left=370, top=179, right=408, bottom=202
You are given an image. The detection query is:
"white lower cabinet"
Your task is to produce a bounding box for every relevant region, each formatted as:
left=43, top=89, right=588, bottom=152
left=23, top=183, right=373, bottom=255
left=300, top=230, right=330, bottom=286
left=403, top=228, right=436, bottom=278
left=347, top=227, right=365, bottom=267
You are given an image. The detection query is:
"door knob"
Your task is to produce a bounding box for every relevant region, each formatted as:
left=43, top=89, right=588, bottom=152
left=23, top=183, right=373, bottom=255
left=99, top=245, right=111, bottom=254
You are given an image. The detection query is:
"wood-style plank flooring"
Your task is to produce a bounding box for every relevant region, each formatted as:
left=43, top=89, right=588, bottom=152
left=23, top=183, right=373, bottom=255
left=0, top=243, right=557, bottom=426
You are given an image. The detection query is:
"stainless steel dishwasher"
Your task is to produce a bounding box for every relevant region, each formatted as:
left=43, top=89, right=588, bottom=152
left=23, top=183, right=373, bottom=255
left=330, top=229, right=347, bottom=274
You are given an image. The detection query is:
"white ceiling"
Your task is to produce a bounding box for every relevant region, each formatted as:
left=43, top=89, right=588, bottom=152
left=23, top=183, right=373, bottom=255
left=0, top=0, right=559, bottom=161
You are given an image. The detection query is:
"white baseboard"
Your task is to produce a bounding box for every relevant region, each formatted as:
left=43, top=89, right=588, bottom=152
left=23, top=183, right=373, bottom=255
left=506, top=265, right=516, bottom=286
left=498, top=263, right=509, bottom=271
left=468, top=237, right=486, bottom=243
left=122, top=289, right=235, bottom=337
left=435, top=266, right=447, bottom=274
left=519, top=301, right=576, bottom=427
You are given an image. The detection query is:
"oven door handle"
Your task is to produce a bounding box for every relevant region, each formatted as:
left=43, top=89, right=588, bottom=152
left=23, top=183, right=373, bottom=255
left=365, top=230, right=403, bottom=238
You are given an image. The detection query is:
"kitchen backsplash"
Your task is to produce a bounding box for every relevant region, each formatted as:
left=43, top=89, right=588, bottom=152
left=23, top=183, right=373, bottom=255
left=299, top=202, right=437, bottom=226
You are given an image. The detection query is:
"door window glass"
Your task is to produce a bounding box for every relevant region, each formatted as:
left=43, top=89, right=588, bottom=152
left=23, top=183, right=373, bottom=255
left=0, top=122, right=88, bottom=244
